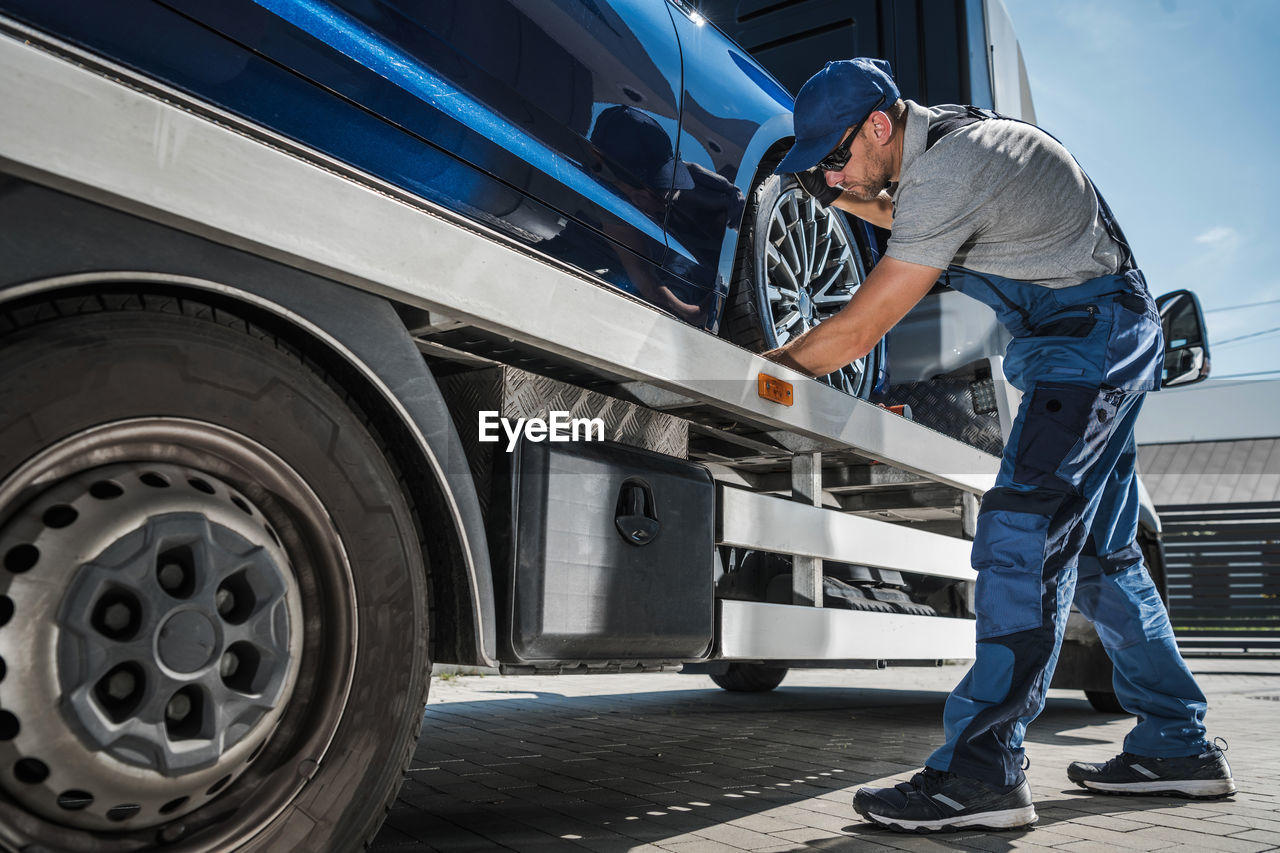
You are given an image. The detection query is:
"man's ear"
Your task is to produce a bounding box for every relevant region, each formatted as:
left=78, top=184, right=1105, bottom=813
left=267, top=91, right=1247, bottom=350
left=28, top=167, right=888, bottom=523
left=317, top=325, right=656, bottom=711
left=870, top=111, right=893, bottom=145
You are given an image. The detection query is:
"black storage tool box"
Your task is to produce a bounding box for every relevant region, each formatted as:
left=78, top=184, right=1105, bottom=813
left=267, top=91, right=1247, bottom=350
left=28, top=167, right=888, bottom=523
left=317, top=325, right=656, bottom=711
left=509, top=439, right=714, bottom=663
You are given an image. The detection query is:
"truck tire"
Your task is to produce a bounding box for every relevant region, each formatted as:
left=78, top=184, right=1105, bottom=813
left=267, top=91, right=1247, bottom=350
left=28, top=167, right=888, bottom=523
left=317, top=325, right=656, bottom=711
left=722, top=171, right=884, bottom=399
left=710, top=663, right=788, bottom=692
left=1085, top=690, right=1128, bottom=714
left=0, top=291, right=429, bottom=851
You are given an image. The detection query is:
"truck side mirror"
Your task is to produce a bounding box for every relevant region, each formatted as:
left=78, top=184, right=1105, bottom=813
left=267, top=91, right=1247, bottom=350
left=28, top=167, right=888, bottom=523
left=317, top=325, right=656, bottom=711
left=1156, top=289, right=1211, bottom=388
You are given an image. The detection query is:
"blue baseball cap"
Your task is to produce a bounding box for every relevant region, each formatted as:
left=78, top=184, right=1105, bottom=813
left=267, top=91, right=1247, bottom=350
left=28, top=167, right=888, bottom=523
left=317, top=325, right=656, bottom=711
left=776, top=58, right=900, bottom=174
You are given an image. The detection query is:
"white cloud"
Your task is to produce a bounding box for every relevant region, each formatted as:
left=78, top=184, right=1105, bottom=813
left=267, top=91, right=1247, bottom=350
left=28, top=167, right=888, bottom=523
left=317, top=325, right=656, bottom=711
left=1194, top=225, right=1239, bottom=245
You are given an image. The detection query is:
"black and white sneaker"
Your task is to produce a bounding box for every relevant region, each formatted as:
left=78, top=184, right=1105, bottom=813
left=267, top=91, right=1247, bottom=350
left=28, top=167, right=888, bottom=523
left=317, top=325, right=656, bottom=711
left=854, top=768, right=1037, bottom=833
left=1067, top=742, right=1235, bottom=799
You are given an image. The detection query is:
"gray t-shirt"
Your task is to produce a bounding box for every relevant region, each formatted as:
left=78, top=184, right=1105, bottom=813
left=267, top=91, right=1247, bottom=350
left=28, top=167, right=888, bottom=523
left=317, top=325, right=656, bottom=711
left=885, top=101, right=1125, bottom=288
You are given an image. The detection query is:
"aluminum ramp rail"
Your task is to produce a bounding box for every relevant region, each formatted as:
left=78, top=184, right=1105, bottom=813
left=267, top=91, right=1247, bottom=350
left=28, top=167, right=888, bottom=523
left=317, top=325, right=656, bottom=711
left=0, top=26, right=993, bottom=662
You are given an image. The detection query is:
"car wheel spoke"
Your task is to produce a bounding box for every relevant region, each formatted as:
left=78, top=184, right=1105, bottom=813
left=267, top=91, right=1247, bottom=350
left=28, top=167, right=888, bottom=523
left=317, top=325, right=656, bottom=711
left=775, top=309, right=802, bottom=333
left=767, top=284, right=799, bottom=305
left=810, top=200, right=826, bottom=275
left=766, top=243, right=801, bottom=292
left=781, top=197, right=803, bottom=262
left=811, top=226, right=833, bottom=280
left=791, top=208, right=811, bottom=284
left=811, top=273, right=849, bottom=304
left=771, top=210, right=801, bottom=276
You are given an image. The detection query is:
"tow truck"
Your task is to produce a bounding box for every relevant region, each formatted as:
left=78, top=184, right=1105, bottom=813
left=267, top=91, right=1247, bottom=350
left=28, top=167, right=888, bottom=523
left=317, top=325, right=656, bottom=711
left=0, top=2, right=1209, bottom=850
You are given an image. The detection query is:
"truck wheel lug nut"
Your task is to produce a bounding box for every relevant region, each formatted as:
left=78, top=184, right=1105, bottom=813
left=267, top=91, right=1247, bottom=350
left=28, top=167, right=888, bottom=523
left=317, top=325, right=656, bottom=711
left=166, top=692, right=191, bottom=721
left=107, top=670, right=135, bottom=700
left=103, top=603, right=131, bottom=632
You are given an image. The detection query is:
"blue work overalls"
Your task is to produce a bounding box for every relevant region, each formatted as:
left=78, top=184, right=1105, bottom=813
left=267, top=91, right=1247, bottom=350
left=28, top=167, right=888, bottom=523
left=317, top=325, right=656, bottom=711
left=917, top=111, right=1212, bottom=788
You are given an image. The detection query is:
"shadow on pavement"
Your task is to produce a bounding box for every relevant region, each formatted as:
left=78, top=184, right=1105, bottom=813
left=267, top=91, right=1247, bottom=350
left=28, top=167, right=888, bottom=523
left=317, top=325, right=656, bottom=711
left=370, top=679, right=1210, bottom=851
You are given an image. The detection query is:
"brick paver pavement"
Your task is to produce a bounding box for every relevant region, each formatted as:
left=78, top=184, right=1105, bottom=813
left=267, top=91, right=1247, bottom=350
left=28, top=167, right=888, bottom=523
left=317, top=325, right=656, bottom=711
left=370, top=657, right=1280, bottom=852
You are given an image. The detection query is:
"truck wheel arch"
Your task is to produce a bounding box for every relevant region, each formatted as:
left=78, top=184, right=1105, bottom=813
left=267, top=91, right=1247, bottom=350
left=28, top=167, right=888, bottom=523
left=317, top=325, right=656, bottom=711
left=0, top=183, right=497, bottom=667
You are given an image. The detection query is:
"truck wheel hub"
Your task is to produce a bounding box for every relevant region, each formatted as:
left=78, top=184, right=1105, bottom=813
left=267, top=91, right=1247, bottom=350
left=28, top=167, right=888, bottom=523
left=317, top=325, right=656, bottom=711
left=0, top=459, right=302, bottom=832
left=158, top=610, right=218, bottom=672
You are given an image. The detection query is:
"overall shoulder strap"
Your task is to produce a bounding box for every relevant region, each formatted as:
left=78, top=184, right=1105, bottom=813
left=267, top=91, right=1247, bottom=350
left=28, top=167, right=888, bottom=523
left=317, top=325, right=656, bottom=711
left=925, top=106, right=1001, bottom=150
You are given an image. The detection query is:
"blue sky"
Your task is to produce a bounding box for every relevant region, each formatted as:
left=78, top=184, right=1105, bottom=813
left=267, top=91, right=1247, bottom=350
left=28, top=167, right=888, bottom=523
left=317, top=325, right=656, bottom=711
left=1002, top=0, right=1280, bottom=439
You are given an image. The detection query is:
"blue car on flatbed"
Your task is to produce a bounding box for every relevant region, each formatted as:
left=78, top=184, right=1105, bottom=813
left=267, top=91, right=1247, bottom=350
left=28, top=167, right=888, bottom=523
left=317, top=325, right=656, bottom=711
left=3, top=0, right=885, bottom=393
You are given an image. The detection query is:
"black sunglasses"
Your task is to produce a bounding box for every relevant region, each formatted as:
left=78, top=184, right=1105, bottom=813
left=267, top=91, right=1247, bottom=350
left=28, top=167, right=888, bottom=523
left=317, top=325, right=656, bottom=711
left=814, top=95, right=887, bottom=173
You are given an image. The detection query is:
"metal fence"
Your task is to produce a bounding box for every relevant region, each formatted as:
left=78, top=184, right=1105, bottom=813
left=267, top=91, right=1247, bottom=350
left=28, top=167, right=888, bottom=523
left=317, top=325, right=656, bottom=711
left=1159, top=501, right=1280, bottom=651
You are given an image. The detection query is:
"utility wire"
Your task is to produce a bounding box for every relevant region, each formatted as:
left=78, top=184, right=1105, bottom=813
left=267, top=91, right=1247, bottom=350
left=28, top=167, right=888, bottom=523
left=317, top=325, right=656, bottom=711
left=1210, top=370, right=1280, bottom=379
left=1213, top=326, right=1280, bottom=347
left=1205, top=298, right=1280, bottom=313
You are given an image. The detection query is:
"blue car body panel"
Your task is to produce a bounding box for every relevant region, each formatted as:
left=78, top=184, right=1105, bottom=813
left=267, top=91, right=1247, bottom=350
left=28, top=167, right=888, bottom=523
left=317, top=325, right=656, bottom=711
left=2, top=0, right=804, bottom=333
left=662, top=6, right=789, bottom=296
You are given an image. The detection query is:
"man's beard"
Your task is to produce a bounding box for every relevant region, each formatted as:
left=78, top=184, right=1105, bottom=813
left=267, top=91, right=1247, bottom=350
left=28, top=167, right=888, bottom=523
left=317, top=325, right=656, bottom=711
left=842, top=151, right=893, bottom=201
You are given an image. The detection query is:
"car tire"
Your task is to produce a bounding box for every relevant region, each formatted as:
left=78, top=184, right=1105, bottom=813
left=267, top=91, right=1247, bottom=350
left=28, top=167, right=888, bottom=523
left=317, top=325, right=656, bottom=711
left=0, top=291, right=429, bottom=851
left=721, top=170, right=884, bottom=398
left=709, top=663, right=788, bottom=692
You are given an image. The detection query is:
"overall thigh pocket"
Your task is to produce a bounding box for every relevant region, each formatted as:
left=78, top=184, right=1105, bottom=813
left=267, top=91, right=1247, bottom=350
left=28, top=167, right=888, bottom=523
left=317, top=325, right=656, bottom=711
left=969, top=488, right=1072, bottom=640
left=1013, top=383, right=1124, bottom=492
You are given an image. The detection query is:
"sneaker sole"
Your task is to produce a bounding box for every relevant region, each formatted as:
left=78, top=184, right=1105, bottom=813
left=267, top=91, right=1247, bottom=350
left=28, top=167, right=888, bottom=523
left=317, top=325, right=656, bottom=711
left=1077, top=778, right=1236, bottom=799
left=857, top=804, right=1038, bottom=833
